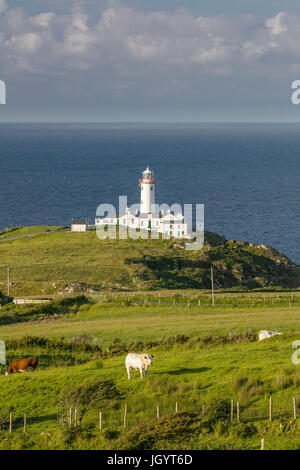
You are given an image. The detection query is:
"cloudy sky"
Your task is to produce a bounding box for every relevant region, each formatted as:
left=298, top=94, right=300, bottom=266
left=1, top=0, right=300, bottom=122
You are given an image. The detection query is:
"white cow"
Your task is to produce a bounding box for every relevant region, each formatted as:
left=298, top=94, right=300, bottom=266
left=125, top=353, right=154, bottom=380
left=258, top=330, right=283, bottom=341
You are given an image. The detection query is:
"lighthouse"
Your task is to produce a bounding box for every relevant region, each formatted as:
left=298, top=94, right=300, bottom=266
left=140, top=167, right=155, bottom=214
left=95, top=166, right=192, bottom=239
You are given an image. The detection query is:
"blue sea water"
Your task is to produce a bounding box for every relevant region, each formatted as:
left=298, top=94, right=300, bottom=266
left=0, top=123, right=300, bottom=262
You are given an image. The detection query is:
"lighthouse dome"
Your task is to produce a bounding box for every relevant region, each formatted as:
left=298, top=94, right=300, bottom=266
left=143, top=167, right=154, bottom=179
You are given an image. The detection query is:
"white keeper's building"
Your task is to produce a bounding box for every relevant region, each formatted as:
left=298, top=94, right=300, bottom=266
left=95, top=167, right=192, bottom=239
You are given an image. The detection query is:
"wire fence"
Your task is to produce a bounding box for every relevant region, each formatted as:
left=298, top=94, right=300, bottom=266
left=1, top=396, right=300, bottom=434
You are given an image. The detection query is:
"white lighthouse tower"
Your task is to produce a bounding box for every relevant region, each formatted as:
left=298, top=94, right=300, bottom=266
left=140, top=167, right=155, bottom=214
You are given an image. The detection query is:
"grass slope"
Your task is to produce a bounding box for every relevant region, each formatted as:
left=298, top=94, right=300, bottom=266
left=0, top=227, right=298, bottom=296
left=1, top=297, right=300, bottom=449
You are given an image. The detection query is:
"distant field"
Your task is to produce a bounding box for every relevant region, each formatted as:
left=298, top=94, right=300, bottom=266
left=0, top=230, right=176, bottom=295
left=2, top=300, right=300, bottom=344
left=0, top=226, right=65, bottom=239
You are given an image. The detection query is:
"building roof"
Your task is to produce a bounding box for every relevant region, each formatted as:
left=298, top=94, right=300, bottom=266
left=161, top=212, right=184, bottom=221
left=72, top=221, right=87, bottom=225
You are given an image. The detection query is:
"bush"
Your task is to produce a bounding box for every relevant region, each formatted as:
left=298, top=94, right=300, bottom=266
left=113, top=412, right=203, bottom=450
left=58, top=379, right=123, bottom=426
left=103, top=429, right=120, bottom=440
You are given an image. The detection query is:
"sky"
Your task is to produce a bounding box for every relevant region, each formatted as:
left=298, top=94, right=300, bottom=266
left=1, top=0, right=300, bottom=122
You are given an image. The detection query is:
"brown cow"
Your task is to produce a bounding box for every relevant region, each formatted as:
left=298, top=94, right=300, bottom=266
left=6, top=358, right=38, bottom=375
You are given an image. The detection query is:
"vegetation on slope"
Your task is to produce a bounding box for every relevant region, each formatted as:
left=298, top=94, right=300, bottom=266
left=0, top=227, right=298, bottom=294
left=125, top=233, right=300, bottom=290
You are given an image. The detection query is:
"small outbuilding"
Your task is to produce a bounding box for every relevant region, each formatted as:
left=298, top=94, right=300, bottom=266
left=71, top=221, right=88, bottom=232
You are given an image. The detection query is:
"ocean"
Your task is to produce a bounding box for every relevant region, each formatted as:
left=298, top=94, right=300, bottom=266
left=0, top=123, right=300, bottom=263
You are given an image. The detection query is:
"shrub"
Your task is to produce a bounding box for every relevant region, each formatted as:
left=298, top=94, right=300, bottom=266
left=113, top=412, right=203, bottom=450
left=229, top=422, right=257, bottom=439
left=103, top=429, right=120, bottom=440
left=58, top=379, right=124, bottom=426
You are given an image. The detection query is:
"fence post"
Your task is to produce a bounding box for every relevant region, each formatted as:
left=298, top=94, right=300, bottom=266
left=99, top=411, right=102, bottom=430
left=202, top=404, right=205, bottom=415
left=198, top=299, right=201, bottom=306
left=157, top=405, right=160, bottom=420
left=124, top=404, right=127, bottom=427
left=261, top=438, right=264, bottom=450
left=293, top=397, right=297, bottom=420
left=74, top=408, right=78, bottom=427
left=231, top=400, right=234, bottom=422
left=69, top=407, right=72, bottom=427
left=269, top=396, right=272, bottom=421
left=9, top=412, right=12, bottom=433
left=237, top=402, right=240, bottom=422
left=24, top=413, right=27, bottom=433
left=175, top=402, right=178, bottom=413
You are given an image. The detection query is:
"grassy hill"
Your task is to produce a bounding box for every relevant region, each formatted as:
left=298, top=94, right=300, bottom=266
left=0, top=227, right=298, bottom=296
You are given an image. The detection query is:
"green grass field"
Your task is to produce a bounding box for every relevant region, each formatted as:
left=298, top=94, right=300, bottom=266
left=1, top=297, right=300, bottom=449
left=1, top=227, right=300, bottom=449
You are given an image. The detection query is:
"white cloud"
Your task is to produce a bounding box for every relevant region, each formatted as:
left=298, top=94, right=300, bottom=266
left=5, top=33, right=43, bottom=55
left=265, top=12, right=286, bottom=36
left=31, top=12, right=55, bottom=28
left=0, top=2, right=300, bottom=78
left=0, top=0, right=7, bottom=15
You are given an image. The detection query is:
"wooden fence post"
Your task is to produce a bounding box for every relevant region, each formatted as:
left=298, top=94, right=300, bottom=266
left=99, top=411, right=102, bottom=430
left=24, top=413, right=27, bottom=433
left=211, top=267, right=215, bottom=307
left=74, top=408, right=78, bottom=427
left=269, top=396, right=272, bottom=421
left=293, top=397, right=297, bottom=420
left=231, top=400, right=234, bottom=422
left=237, top=402, right=240, bottom=422
left=69, top=407, right=72, bottom=427
left=202, top=404, right=205, bottom=415
left=9, top=413, right=12, bottom=433
left=175, top=402, right=178, bottom=413
left=124, top=404, right=127, bottom=427
left=261, top=438, right=264, bottom=450
left=157, top=405, right=160, bottom=420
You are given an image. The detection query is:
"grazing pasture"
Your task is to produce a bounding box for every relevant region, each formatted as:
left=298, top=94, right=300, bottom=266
left=1, top=297, right=300, bottom=449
